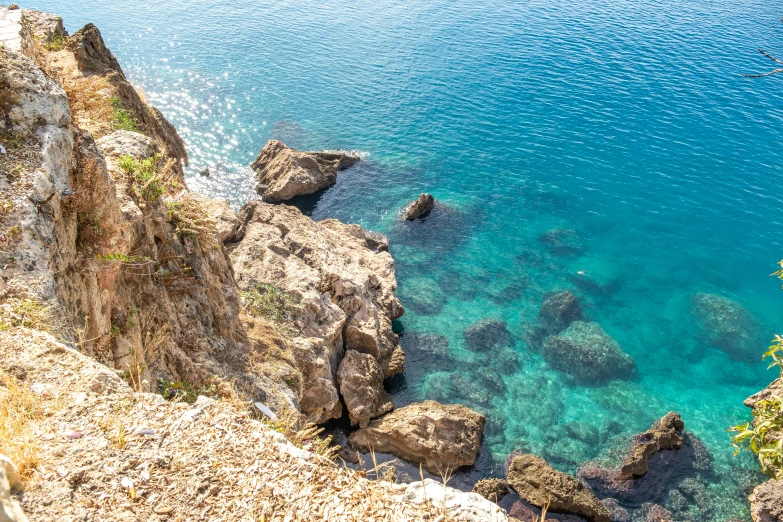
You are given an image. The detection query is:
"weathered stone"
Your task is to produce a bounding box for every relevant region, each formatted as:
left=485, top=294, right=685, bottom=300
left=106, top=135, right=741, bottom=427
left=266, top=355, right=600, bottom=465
left=230, top=202, right=404, bottom=423
left=348, top=400, right=485, bottom=474
left=621, top=412, right=684, bottom=478
left=542, top=321, right=635, bottom=384
left=250, top=140, right=359, bottom=202
left=202, top=198, right=240, bottom=243
left=539, top=291, right=584, bottom=333
left=746, top=378, right=783, bottom=409
left=749, top=479, right=783, bottom=522
left=337, top=350, right=393, bottom=428
left=506, top=454, right=611, bottom=522
left=401, top=193, right=435, bottom=220
left=637, top=503, right=674, bottom=522
left=0, top=461, right=27, bottom=522
left=402, top=479, right=509, bottom=521
left=473, top=478, right=511, bottom=503
left=0, top=456, right=21, bottom=492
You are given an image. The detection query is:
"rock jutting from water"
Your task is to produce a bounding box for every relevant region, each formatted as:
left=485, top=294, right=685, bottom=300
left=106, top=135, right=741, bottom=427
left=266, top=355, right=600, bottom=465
left=473, top=478, right=511, bottom=503
left=620, top=411, right=684, bottom=478
left=348, top=400, right=486, bottom=474
left=542, top=321, right=636, bottom=384
left=506, top=454, right=611, bottom=522
left=250, top=139, right=360, bottom=202
left=401, top=193, right=435, bottom=220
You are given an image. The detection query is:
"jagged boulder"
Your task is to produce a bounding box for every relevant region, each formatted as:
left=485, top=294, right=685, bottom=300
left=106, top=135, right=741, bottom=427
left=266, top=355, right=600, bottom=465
left=746, top=378, right=783, bottom=409
left=506, top=454, right=611, bottom=522
left=348, top=400, right=485, bottom=474
left=691, top=293, right=764, bottom=362
left=230, top=202, right=404, bottom=423
left=621, top=412, right=684, bottom=478
left=749, top=479, right=783, bottom=522
left=250, top=140, right=359, bottom=202
left=539, top=291, right=584, bottom=333
left=401, top=193, right=435, bottom=220
left=542, top=321, right=635, bottom=384
left=337, top=350, right=393, bottom=428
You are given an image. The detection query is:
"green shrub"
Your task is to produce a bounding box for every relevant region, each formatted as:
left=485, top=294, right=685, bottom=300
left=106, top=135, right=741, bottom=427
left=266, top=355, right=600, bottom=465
left=118, top=154, right=164, bottom=201
left=158, top=378, right=218, bottom=404
left=729, top=397, right=783, bottom=479
left=110, top=96, right=138, bottom=131
left=241, top=284, right=300, bottom=324
left=44, top=35, right=65, bottom=52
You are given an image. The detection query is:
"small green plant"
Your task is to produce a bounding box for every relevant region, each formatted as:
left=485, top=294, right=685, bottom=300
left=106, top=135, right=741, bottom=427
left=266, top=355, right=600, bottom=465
left=110, top=96, right=138, bottom=131
left=158, top=378, right=218, bottom=404
left=96, top=252, right=152, bottom=264
left=241, top=284, right=300, bottom=324
left=765, top=335, right=783, bottom=376
left=0, top=298, right=54, bottom=332
left=44, top=35, right=66, bottom=52
left=729, top=397, right=783, bottom=479
left=118, top=154, right=164, bottom=201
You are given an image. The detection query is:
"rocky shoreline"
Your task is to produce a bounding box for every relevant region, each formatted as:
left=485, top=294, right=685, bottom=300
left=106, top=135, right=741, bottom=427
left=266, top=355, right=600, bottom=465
left=0, top=5, right=781, bottom=522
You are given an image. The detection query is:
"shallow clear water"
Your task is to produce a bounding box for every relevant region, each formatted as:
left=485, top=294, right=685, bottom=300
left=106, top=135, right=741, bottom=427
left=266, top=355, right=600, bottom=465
left=33, top=0, right=783, bottom=518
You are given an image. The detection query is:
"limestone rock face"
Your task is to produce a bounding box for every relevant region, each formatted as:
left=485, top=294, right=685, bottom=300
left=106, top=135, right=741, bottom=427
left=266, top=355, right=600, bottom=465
left=251, top=140, right=360, bottom=202
left=0, top=461, right=28, bottom=522
left=348, top=400, right=485, bottom=474
left=750, top=479, right=783, bottom=522
left=621, top=412, right=684, bottom=478
left=401, top=193, right=435, bottom=220
left=337, top=350, right=393, bottom=428
left=542, top=321, right=635, bottom=384
left=691, top=292, right=764, bottom=362
left=746, top=378, right=783, bottom=409
left=230, top=201, right=404, bottom=423
left=506, top=454, right=611, bottom=522
left=401, top=479, right=509, bottom=521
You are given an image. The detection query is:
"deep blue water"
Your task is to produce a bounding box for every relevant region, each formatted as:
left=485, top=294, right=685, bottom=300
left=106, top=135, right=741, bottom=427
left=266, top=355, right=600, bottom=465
left=32, top=0, right=783, bottom=518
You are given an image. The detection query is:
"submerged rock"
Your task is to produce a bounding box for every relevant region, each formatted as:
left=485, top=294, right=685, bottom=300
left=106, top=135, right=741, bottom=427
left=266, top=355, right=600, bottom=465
left=348, top=400, right=485, bottom=474
left=250, top=140, right=360, bottom=202
left=542, top=321, right=635, bottom=384
left=691, top=293, right=764, bottom=362
left=337, top=350, right=394, bottom=428
left=464, top=319, right=512, bottom=352
left=506, top=454, right=611, bottom=522
left=538, top=229, right=584, bottom=258
left=621, top=412, right=684, bottom=478
left=539, top=291, right=584, bottom=334
left=401, top=193, right=435, bottom=220
left=400, top=332, right=450, bottom=357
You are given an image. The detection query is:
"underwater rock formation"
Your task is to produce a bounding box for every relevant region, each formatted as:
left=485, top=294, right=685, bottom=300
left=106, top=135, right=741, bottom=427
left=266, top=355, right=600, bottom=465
left=691, top=292, right=764, bottom=362
left=464, top=318, right=513, bottom=352
left=401, top=193, right=435, bottom=220
left=506, top=454, right=611, bottom=522
left=542, top=321, right=636, bottom=384
left=250, top=139, right=360, bottom=202
left=348, top=400, right=485, bottom=474
left=539, top=291, right=585, bottom=334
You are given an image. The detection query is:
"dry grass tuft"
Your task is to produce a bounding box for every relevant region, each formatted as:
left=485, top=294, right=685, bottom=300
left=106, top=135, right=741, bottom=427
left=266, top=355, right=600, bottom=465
left=63, top=75, right=116, bottom=134
left=0, top=368, right=43, bottom=484
left=263, top=410, right=339, bottom=461
left=0, top=298, right=57, bottom=332
left=165, top=194, right=220, bottom=251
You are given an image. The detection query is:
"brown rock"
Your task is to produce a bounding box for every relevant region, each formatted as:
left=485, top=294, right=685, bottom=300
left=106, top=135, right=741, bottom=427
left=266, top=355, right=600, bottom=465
left=473, top=478, right=510, bottom=503
left=506, top=454, right=611, bottom=522
left=620, top=412, right=684, bottom=478
left=750, top=479, right=783, bottom=522
left=401, top=193, right=435, bottom=220
left=348, top=400, right=485, bottom=474
left=251, top=140, right=359, bottom=202
left=746, top=378, right=783, bottom=409
left=337, top=350, right=393, bottom=428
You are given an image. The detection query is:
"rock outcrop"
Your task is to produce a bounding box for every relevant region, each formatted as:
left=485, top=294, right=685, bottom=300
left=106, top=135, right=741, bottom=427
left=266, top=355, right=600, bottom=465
left=337, top=349, right=394, bottom=428
left=542, top=321, right=635, bottom=384
left=229, top=201, right=405, bottom=423
left=348, top=400, right=485, bottom=474
left=506, top=454, right=611, bottom=522
left=691, top=292, right=764, bottom=362
left=401, top=193, right=435, bottom=220
left=250, top=140, right=360, bottom=202
left=749, top=479, right=783, bottom=522
left=746, top=378, right=783, bottom=409
left=620, top=412, right=684, bottom=478
left=473, top=478, right=511, bottom=503
left=0, top=460, right=27, bottom=522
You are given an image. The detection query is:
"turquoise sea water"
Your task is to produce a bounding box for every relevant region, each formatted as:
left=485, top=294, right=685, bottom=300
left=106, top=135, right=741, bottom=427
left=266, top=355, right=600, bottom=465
left=33, top=0, right=783, bottom=518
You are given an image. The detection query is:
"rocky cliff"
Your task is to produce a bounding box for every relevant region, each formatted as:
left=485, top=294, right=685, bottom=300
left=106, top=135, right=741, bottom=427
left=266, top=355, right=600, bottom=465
left=0, top=7, right=505, bottom=521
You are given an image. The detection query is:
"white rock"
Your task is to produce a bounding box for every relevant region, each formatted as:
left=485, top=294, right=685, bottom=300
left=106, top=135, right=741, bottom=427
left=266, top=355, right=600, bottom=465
left=401, top=479, right=509, bottom=522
